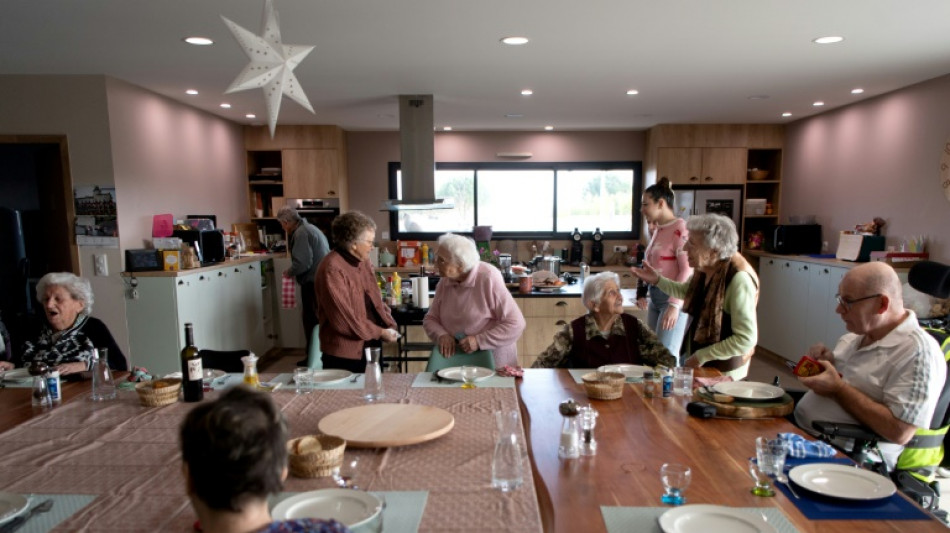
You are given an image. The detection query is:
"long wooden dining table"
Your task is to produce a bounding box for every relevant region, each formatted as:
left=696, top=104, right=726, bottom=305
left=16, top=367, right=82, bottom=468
left=0, top=369, right=946, bottom=532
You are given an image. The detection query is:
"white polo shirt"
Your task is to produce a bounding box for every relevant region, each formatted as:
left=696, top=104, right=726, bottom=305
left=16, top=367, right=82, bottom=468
left=795, top=311, right=946, bottom=469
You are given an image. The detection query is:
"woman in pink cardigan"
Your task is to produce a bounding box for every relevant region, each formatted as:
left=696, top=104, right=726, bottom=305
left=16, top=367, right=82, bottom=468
left=637, top=178, right=692, bottom=362
left=424, top=233, right=526, bottom=368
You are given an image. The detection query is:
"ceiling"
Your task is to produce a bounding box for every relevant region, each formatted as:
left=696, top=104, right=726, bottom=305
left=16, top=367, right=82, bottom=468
left=3, top=0, right=950, bottom=131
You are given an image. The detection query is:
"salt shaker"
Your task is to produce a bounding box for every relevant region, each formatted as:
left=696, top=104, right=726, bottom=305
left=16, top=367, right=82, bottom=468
left=558, top=399, right=580, bottom=459
left=30, top=361, right=52, bottom=408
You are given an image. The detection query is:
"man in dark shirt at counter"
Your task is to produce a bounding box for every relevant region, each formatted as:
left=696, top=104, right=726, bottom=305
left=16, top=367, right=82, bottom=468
left=277, top=206, right=329, bottom=365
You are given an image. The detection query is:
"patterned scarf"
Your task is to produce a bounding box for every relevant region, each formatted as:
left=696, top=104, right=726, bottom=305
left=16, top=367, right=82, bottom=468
left=682, top=254, right=757, bottom=345
left=22, top=314, right=95, bottom=369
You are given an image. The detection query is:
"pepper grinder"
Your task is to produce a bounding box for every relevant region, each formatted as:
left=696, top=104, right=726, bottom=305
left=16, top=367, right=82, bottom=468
left=558, top=399, right=580, bottom=459
left=578, top=405, right=599, bottom=456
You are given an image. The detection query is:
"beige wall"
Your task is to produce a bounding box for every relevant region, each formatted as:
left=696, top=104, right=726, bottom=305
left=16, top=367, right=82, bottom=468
left=345, top=130, right=646, bottom=236
left=784, top=73, right=950, bottom=263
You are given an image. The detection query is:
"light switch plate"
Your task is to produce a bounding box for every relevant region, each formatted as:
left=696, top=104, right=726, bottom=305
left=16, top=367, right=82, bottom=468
left=94, top=254, right=108, bottom=276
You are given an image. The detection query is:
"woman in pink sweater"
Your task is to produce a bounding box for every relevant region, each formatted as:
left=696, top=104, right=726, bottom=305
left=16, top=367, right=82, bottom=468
left=636, top=178, right=692, bottom=362
left=424, top=233, right=526, bottom=368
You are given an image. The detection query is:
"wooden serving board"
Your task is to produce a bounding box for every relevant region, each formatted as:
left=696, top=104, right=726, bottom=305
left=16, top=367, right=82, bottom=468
left=693, top=389, right=794, bottom=419
left=317, top=404, right=455, bottom=448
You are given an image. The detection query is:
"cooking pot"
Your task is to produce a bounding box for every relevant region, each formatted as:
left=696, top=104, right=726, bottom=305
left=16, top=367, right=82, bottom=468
left=536, top=255, right=562, bottom=276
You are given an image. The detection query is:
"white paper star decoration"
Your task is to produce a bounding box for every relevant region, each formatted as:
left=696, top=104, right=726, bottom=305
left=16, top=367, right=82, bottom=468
left=221, top=0, right=315, bottom=137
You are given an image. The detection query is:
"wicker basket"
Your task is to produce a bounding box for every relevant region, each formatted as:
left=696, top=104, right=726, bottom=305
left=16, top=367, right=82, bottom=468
left=135, top=379, right=181, bottom=407
left=748, top=169, right=770, bottom=181
left=287, top=435, right=346, bottom=478
left=581, top=371, right=626, bottom=400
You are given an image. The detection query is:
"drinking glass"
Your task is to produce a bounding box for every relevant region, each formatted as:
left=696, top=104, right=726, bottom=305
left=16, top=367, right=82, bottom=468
left=673, top=367, right=694, bottom=396
left=748, top=457, right=775, bottom=497
left=755, top=436, right=788, bottom=476
left=660, top=463, right=691, bottom=505
left=294, top=367, right=313, bottom=394
left=333, top=455, right=361, bottom=490
left=460, top=365, right=478, bottom=389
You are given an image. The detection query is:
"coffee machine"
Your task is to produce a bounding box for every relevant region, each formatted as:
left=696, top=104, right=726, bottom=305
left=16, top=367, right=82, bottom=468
left=569, top=227, right=583, bottom=266
left=590, top=227, right=605, bottom=267
left=498, top=253, right=513, bottom=282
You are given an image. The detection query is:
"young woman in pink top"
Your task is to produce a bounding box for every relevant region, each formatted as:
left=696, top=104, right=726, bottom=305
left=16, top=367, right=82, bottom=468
left=636, top=178, right=692, bottom=362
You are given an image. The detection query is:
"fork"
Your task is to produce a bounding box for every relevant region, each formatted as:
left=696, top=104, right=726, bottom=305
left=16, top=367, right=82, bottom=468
left=0, top=498, right=54, bottom=533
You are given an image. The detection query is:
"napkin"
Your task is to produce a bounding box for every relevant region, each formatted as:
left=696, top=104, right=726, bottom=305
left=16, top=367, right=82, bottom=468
left=281, top=275, right=297, bottom=309
left=496, top=365, right=524, bottom=378
left=694, top=375, right=733, bottom=388
left=778, top=432, right=838, bottom=458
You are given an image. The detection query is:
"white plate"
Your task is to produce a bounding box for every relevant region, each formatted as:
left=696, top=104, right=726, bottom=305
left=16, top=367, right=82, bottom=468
left=712, top=381, right=784, bottom=400
left=789, top=463, right=897, bottom=500
left=597, top=364, right=651, bottom=380
left=309, top=369, right=353, bottom=385
left=437, top=366, right=494, bottom=382
left=272, top=488, right=382, bottom=528
left=202, top=369, right=227, bottom=382
left=534, top=285, right=564, bottom=293
left=0, top=368, right=31, bottom=382
left=658, top=504, right=778, bottom=533
left=0, top=493, right=29, bottom=525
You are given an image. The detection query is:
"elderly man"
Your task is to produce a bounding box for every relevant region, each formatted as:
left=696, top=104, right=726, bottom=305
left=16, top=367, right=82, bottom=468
left=794, top=262, right=946, bottom=470
left=277, top=206, right=330, bottom=365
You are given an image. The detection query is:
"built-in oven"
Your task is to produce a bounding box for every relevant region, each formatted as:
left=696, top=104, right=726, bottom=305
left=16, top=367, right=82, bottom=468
left=286, top=198, right=340, bottom=248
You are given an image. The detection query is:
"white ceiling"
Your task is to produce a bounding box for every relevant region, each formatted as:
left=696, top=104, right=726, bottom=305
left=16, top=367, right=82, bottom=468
left=3, top=0, right=950, bottom=131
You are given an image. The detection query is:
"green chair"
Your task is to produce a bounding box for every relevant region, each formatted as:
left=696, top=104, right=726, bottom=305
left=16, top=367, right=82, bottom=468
left=425, top=346, right=495, bottom=372
left=307, top=325, right=323, bottom=370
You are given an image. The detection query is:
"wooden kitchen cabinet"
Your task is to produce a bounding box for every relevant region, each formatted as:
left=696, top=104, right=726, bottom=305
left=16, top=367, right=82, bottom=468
left=282, top=148, right=344, bottom=199
left=519, top=297, right=587, bottom=367
left=656, top=147, right=746, bottom=185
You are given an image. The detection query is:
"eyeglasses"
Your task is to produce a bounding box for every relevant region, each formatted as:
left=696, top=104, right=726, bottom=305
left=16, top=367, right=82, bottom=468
left=835, top=293, right=881, bottom=311
left=360, top=239, right=378, bottom=247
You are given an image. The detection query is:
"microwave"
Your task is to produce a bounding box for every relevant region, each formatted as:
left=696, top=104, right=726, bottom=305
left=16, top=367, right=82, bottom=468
left=768, top=224, right=822, bottom=255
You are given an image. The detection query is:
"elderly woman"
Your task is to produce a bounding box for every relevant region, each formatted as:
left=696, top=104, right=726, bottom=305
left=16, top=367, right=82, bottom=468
left=423, top=233, right=525, bottom=368
left=0, top=272, right=127, bottom=374
left=532, top=272, right=675, bottom=368
left=631, top=213, right=759, bottom=379
left=315, top=211, right=398, bottom=373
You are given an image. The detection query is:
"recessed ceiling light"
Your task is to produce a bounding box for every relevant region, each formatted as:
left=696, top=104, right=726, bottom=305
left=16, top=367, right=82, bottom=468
left=851, top=88, right=865, bottom=94
left=245, top=113, right=256, bottom=119
left=220, top=103, right=231, bottom=109
left=782, top=112, right=793, bottom=117
left=748, top=95, right=770, bottom=100
left=443, top=126, right=452, bottom=131
left=626, top=89, right=639, bottom=96
left=812, top=36, right=844, bottom=44
left=521, top=89, right=533, bottom=96
left=501, top=36, right=529, bottom=45
left=544, top=126, right=554, bottom=131
left=812, top=101, right=825, bottom=107
left=185, top=89, right=198, bottom=95
left=505, top=114, right=523, bottom=118
left=184, top=36, right=214, bottom=46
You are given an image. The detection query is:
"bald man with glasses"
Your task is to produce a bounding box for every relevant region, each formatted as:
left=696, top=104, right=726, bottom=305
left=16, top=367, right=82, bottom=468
left=794, top=262, right=945, bottom=471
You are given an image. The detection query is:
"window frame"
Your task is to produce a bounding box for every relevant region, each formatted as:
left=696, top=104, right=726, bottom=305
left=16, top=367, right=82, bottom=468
left=388, top=161, right=642, bottom=241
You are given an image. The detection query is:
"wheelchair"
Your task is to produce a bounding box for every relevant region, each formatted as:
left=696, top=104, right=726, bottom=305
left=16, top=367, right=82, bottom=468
left=814, top=260, right=950, bottom=520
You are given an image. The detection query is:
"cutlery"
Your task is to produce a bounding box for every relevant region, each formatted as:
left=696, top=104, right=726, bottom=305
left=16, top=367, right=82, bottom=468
left=775, top=473, right=800, bottom=499
left=0, top=498, right=53, bottom=533
left=350, top=374, right=362, bottom=383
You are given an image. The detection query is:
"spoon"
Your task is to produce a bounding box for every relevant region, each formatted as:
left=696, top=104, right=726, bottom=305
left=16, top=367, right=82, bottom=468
left=775, top=472, right=800, bottom=499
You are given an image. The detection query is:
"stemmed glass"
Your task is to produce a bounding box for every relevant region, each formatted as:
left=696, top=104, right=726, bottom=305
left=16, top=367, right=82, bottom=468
left=333, top=456, right=361, bottom=490
left=660, top=463, right=691, bottom=505
left=748, top=458, right=775, bottom=497
left=460, top=366, right=478, bottom=389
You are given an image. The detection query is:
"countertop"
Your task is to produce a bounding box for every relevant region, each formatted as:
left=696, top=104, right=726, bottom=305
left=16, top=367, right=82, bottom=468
left=745, top=250, right=913, bottom=270
left=120, top=254, right=277, bottom=277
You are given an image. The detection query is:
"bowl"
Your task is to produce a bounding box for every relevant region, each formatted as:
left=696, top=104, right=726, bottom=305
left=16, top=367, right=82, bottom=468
left=748, top=169, right=770, bottom=181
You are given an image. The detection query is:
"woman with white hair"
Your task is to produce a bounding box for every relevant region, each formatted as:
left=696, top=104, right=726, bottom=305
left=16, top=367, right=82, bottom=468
left=0, top=272, right=127, bottom=374
left=532, top=272, right=675, bottom=368
left=423, top=233, right=525, bottom=368
left=631, top=213, right=759, bottom=379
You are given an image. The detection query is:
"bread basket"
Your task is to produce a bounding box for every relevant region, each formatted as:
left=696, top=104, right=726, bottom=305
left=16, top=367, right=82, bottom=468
left=581, top=371, right=626, bottom=400
left=135, top=378, right=181, bottom=407
left=287, top=434, right=346, bottom=478
left=748, top=169, right=770, bottom=181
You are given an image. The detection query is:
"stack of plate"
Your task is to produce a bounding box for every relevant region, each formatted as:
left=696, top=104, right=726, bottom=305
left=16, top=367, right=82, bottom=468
left=272, top=489, right=383, bottom=529
left=0, top=493, right=29, bottom=525
left=788, top=463, right=897, bottom=500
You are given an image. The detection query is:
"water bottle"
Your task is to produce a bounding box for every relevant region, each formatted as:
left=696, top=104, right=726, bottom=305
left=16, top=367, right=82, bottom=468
left=491, top=411, right=524, bottom=492
left=364, top=347, right=383, bottom=402
left=90, top=348, right=117, bottom=401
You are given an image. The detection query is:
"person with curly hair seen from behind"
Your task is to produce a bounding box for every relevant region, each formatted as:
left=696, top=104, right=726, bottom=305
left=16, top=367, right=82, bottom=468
left=180, top=386, right=351, bottom=533
left=315, top=211, right=398, bottom=373
left=0, top=272, right=126, bottom=374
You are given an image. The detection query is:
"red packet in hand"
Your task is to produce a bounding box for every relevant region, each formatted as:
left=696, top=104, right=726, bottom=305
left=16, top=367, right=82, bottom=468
left=793, top=356, right=823, bottom=377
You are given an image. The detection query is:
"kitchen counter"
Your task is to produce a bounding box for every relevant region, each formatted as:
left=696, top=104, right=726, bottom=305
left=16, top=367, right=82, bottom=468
left=120, top=253, right=279, bottom=277
left=745, top=250, right=913, bottom=271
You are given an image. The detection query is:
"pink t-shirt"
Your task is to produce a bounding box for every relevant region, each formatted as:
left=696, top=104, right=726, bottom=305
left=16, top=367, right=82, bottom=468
left=643, top=218, right=691, bottom=306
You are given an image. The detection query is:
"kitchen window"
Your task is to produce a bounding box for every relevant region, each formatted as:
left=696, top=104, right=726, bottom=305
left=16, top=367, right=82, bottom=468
left=389, top=161, right=641, bottom=240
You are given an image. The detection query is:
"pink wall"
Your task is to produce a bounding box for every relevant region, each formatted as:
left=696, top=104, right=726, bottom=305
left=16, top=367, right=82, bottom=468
left=345, top=130, right=645, bottom=234
left=784, top=73, right=950, bottom=263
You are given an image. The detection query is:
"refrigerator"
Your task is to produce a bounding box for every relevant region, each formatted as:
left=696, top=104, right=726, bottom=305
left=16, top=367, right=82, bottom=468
left=0, top=207, right=31, bottom=328
left=671, top=185, right=743, bottom=231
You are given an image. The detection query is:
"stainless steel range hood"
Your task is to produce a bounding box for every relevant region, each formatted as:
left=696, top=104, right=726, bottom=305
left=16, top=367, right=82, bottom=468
left=381, top=95, right=454, bottom=211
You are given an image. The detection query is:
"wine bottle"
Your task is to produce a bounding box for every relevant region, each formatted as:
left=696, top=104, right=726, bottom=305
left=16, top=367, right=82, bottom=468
left=181, top=323, right=203, bottom=402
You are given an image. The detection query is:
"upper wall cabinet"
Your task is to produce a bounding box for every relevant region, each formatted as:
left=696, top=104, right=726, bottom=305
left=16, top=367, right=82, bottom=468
left=282, top=149, right=344, bottom=199
left=657, top=147, right=746, bottom=184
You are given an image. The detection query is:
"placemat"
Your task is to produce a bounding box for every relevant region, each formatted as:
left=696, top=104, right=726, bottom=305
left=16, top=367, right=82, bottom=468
left=775, top=458, right=930, bottom=520
left=271, top=490, right=427, bottom=533
left=0, top=378, right=33, bottom=389
left=411, top=372, right=515, bottom=389
left=567, top=368, right=643, bottom=384
left=5, top=493, right=97, bottom=533
left=601, top=506, right=799, bottom=533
